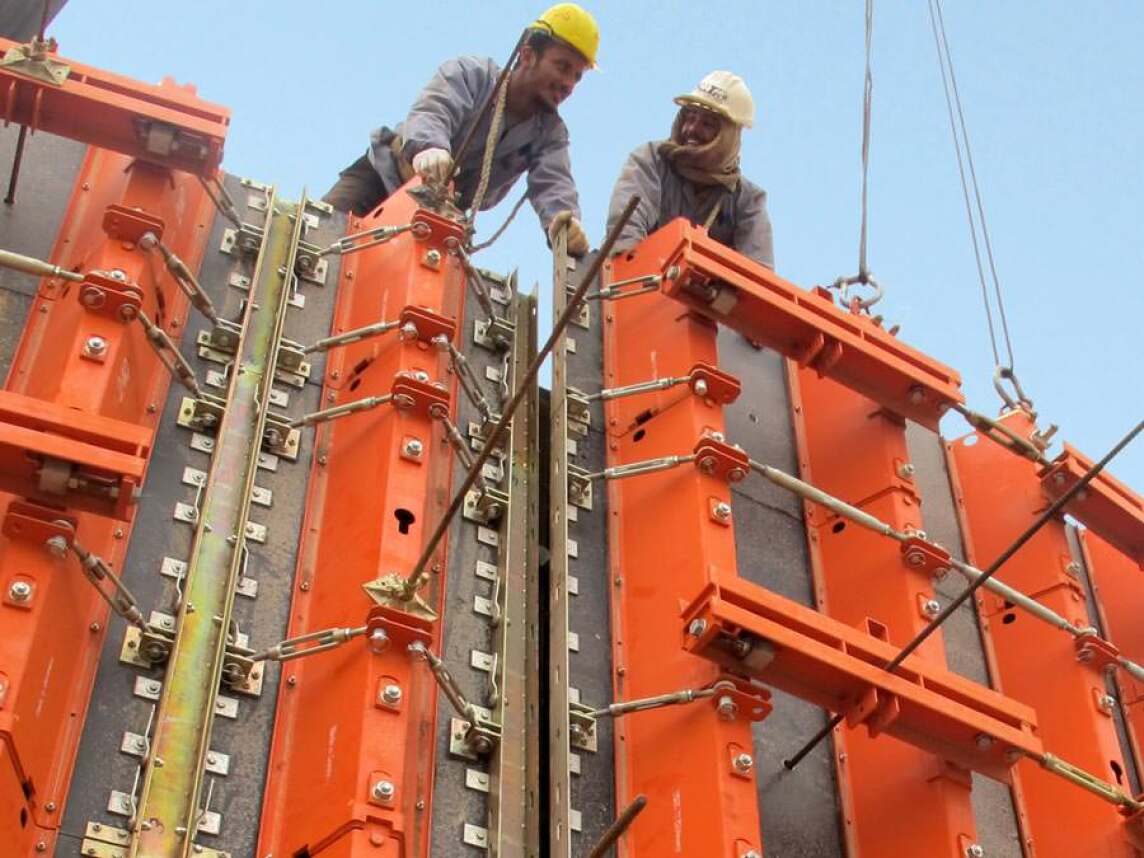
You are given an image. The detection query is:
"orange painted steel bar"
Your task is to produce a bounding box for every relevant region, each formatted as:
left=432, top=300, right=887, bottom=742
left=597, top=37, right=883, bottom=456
left=634, top=218, right=964, bottom=430
left=1081, top=531, right=1144, bottom=777
left=0, top=36, right=229, bottom=176
left=0, top=143, right=215, bottom=854
left=603, top=251, right=768, bottom=858
left=682, top=563, right=1041, bottom=782
left=786, top=367, right=982, bottom=856
left=257, top=184, right=465, bottom=858
left=949, top=412, right=1140, bottom=857
left=1042, top=444, right=1144, bottom=565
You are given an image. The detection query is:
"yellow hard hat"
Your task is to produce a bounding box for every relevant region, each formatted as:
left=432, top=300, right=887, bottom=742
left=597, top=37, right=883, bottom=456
left=675, top=70, right=756, bottom=128
left=531, top=3, right=600, bottom=67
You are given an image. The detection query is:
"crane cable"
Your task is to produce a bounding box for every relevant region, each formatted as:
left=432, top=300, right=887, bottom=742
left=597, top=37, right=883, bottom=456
left=832, top=0, right=884, bottom=311
left=927, top=0, right=1027, bottom=412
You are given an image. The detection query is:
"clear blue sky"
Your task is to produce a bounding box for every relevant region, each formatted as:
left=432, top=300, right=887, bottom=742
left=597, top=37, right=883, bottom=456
left=52, top=2, right=1143, bottom=484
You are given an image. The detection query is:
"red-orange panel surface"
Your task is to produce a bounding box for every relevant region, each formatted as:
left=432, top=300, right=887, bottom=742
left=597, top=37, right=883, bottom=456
left=0, top=146, right=214, bottom=856
left=632, top=218, right=963, bottom=429
left=603, top=252, right=764, bottom=858
left=1042, top=446, right=1144, bottom=565
left=788, top=367, right=979, bottom=856
left=0, top=36, right=229, bottom=176
left=950, top=412, right=1138, bottom=858
left=1081, top=530, right=1144, bottom=776
left=258, top=183, right=465, bottom=858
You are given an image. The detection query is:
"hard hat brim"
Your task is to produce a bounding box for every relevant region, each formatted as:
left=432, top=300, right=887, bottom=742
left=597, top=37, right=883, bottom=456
left=673, top=94, right=752, bottom=129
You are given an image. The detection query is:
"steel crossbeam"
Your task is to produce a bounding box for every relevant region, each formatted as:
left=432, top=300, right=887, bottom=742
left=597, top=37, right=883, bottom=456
left=619, top=217, right=964, bottom=429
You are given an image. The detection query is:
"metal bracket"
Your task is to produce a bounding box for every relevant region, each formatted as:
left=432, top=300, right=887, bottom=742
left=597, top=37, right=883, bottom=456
left=474, top=315, right=516, bottom=352
left=569, top=700, right=598, bottom=753
left=463, top=486, right=509, bottom=525
left=220, top=222, right=265, bottom=257
left=568, top=464, right=593, bottom=511
left=449, top=712, right=502, bottom=760
left=566, top=387, right=591, bottom=433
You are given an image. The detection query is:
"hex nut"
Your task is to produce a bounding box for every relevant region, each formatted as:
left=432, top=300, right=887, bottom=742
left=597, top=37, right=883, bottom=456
left=732, top=752, right=754, bottom=774
left=372, top=780, right=396, bottom=802
left=687, top=618, right=708, bottom=637
left=8, top=580, right=32, bottom=602
left=716, top=695, right=739, bottom=721
left=382, top=684, right=403, bottom=705
left=713, top=502, right=732, bottom=522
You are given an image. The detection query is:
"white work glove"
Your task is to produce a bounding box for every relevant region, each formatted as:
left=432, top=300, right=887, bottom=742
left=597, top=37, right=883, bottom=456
left=412, top=147, right=454, bottom=187
left=548, top=210, right=589, bottom=257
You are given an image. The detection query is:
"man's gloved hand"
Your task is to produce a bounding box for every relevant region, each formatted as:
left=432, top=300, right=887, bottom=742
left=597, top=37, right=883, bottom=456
left=548, top=210, right=589, bottom=257
left=412, top=147, right=454, bottom=187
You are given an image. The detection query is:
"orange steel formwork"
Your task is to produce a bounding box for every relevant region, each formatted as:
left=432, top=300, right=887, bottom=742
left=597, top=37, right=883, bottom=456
left=784, top=367, right=982, bottom=857
left=949, top=411, right=1141, bottom=857
left=646, top=218, right=964, bottom=430
left=257, top=185, right=466, bottom=858
left=0, top=139, right=217, bottom=853
left=1081, top=531, right=1144, bottom=777
left=0, top=36, right=229, bottom=177
left=602, top=252, right=769, bottom=858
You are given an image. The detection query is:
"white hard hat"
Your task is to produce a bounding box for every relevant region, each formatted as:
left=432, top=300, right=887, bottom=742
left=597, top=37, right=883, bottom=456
left=674, top=70, right=755, bottom=129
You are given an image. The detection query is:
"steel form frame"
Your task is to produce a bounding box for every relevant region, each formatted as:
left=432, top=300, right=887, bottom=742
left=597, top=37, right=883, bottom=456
left=0, top=129, right=217, bottom=854
left=948, top=410, right=1142, bottom=857
left=644, top=218, right=964, bottom=430
left=0, top=35, right=229, bottom=177
left=785, top=367, right=983, bottom=856
left=601, top=249, right=768, bottom=858
left=256, top=187, right=469, bottom=858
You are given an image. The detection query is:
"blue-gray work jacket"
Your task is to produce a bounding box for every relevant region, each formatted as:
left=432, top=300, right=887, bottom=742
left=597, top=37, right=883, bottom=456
left=606, top=141, right=774, bottom=269
left=368, top=55, right=580, bottom=232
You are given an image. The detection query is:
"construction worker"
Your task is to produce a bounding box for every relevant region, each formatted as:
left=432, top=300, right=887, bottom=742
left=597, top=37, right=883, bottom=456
left=606, top=71, right=774, bottom=269
left=322, top=4, right=596, bottom=257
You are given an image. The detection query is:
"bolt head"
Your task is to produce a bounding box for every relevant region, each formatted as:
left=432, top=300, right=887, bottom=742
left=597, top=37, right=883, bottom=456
left=728, top=467, right=746, bottom=483
left=897, top=463, right=916, bottom=478
left=404, top=438, right=423, bottom=456
left=742, top=852, right=762, bottom=858
left=368, top=628, right=390, bottom=653
left=923, top=599, right=941, bottom=618
left=372, top=780, right=396, bottom=801
left=906, top=550, right=926, bottom=568
left=84, top=335, right=108, bottom=356
left=966, top=845, right=985, bottom=858
left=425, top=249, right=441, bottom=264
left=8, top=580, right=32, bottom=601
left=44, top=534, right=69, bottom=557
left=698, top=456, right=717, bottom=474
left=733, top=752, right=754, bottom=773
left=974, top=733, right=994, bottom=750
left=713, top=502, right=732, bottom=522
left=400, top=321, right=419, bottom=341
left=687, top=618, right=708, bottom=637
left=716, top=695, right=739, bottom=721
left=382, top=684, right=403, bottom=705
left=692, top=378, right=709, bottom=397
left=1099, top=694, right=1116, bottom=712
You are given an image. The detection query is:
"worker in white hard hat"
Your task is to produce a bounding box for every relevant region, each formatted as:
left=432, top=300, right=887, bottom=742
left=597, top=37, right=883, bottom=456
left=322, top=3, right=597, bottom=256
left=605, top=71, right=774, bottom=268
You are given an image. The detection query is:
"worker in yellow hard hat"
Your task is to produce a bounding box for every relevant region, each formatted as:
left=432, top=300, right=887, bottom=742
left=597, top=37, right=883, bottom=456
left=605, top=71, right=774, bottom=268
left=322, top=3, right=597, bottom=256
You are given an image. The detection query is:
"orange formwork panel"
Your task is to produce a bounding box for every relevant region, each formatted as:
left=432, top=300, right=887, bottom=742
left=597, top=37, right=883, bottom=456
left=0, top=36, right=229, bottom=176
left=0, top=142, right=215, bottom=853
left=257, top=185, right=466, bottom=858
left=1080, top=531, right=1144, bottom=781
left=642, top=218, right=963, bottom=430
left=602, top=252, right=768, bottom=858
left=1042, top=445, right=1144, bottom=565
left=786, top=367, right=981, bottom=857
left=949, top=411, right=1140, bottom=857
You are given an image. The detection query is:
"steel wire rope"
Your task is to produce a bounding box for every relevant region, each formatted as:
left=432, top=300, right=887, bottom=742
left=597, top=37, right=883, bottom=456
left=927, top=0, right=1019, bottom=386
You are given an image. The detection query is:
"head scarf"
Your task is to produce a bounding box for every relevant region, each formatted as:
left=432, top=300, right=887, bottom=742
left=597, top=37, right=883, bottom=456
left=658, top=107, right=742, bottom=191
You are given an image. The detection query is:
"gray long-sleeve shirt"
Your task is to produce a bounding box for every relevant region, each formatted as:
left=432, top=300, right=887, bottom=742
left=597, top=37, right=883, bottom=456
left=606, top=141, right=774, bottom=269
left=368, top=55, right=580, bottom=231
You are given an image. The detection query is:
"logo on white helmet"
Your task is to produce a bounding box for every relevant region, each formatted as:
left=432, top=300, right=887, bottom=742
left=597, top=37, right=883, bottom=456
left=698, top=83, right=729, bottom=104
